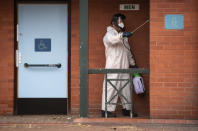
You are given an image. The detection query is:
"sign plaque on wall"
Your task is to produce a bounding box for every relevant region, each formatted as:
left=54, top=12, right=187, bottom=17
left=165, top=14, right=184, bottom=30
left=120, top=4, right=140, bottom=10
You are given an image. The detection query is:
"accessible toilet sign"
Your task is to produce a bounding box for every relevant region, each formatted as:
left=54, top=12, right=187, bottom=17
left=35, top=38, right=51, bottom=52
left=165, top=14, right=184, bottom=30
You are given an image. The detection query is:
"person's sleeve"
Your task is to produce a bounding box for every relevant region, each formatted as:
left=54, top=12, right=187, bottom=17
left=128, top=51, right=136, bottom=66
left=125, top=39, right=136, bottom=66
left=104, top=32, right=123, bottom=45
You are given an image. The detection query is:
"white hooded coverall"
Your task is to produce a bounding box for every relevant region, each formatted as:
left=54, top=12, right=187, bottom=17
left=102, top=26, right=135, bottom=112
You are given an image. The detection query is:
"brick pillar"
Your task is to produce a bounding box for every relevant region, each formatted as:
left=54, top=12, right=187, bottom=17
left=0, top=0, right=14, bottom=115
left=70, top=0, right=80, bottom=115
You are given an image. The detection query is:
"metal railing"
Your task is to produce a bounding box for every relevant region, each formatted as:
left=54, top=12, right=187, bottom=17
left=88, top=68, right=149, bottom=118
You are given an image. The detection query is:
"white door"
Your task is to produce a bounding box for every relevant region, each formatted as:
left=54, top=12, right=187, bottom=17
left=17, top=4, right=68, bottom=99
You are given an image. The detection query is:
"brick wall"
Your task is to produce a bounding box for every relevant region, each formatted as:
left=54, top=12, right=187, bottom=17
left=150, top=0, right=198, bottom=119
left=0, top=0, right=14, bottom=115
left=88, top=0, right=149, bottom=116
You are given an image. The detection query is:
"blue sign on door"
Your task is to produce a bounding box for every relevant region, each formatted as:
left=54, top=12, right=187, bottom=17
left=35, top=38, right=51, bottom=52
left=165, top=14, right=184, bottom=30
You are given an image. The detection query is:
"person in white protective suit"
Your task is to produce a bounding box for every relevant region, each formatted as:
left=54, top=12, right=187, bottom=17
left=101, top=13, right=138, bottom=117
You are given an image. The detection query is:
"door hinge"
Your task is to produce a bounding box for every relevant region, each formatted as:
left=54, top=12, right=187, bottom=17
left=17, top=24, right=19, bottom=42
left=16, top=50, right=19, bottom=67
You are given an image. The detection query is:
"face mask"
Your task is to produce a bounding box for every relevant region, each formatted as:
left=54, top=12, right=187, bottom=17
left=117, top=17, right=125, bottom=29
left=118, top=22, right=124, bottom=28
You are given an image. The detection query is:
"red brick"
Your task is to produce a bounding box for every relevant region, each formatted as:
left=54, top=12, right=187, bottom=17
left=150, top=0, right=198, bottom=119
left=0, top=0, right=14, bottom=115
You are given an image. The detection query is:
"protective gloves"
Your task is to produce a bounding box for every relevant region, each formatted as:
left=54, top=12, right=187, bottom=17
left=123, top=32, right=133, bottom=37
left=130, top=65, right=138, bottom=68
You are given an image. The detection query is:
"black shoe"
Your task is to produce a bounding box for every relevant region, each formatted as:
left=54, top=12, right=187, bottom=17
left=101, top=110, right=116, bottom=118
left=122, top=109, right=138, bottom=117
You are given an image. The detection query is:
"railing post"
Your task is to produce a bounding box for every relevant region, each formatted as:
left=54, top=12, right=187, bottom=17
left=105, top=73, right=108, bottom=118
left=129, top=73, right=133, bottom=118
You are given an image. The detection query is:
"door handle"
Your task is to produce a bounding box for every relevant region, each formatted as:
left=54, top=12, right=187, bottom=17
left=24, top=63, right=61, bottom=68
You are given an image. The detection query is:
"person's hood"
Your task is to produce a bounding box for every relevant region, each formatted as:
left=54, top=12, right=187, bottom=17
left=107, top=26, right=117, bottom=33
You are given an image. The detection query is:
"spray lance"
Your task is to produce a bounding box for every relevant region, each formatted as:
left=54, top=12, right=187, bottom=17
left=123, top=19, right=150, bottom=37
left=122, top=19, right=149, bottom=49
left=131, top=19, right=149, bottom=34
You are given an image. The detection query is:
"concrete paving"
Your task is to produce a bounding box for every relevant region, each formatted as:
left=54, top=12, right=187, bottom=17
left=0, top=115, right=198, bottom=131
